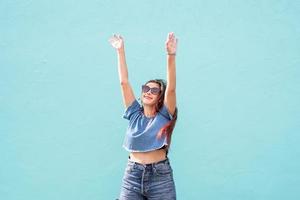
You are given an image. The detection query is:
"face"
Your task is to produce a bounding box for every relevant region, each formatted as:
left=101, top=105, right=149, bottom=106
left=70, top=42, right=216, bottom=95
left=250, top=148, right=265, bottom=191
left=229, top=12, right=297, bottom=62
left=141, top=82, right=161, bottom=106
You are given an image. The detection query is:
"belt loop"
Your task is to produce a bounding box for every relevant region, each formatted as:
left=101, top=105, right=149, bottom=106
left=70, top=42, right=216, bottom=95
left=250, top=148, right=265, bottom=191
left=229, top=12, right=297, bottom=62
left=151, top=163, right=155, bottom=173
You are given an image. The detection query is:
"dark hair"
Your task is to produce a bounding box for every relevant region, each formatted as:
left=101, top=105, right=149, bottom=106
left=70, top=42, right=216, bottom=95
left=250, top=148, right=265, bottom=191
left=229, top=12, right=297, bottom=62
left=141, top=79, right=178, bottom=152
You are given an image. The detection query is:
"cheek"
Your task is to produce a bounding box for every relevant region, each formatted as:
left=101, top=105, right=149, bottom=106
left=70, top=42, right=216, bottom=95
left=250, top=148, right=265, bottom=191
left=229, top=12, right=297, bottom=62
left=153, top=96, right=160, bottom=102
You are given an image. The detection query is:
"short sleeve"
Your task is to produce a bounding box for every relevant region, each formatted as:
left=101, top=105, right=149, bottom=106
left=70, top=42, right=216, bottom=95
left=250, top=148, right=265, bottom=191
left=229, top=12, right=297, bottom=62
left=159, top=104, right=174, bottom=120
left=122, top=99, right=141, bottom=120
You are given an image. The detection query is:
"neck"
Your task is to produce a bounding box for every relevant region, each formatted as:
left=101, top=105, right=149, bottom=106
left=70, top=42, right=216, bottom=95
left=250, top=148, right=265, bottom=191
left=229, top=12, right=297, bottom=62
left=143, top=104, right=156, bottom=117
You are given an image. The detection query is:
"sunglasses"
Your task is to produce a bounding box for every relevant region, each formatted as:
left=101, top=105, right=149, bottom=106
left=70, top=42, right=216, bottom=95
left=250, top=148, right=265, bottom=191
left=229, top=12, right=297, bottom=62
left=142, top=85, right=161, bottom=95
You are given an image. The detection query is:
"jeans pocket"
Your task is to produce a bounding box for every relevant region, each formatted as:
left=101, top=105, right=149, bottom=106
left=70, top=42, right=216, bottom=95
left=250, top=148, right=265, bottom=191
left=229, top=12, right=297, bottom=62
left=154, top=163, right=173, bottom=176
left=125, top=165, right=133, bottom=173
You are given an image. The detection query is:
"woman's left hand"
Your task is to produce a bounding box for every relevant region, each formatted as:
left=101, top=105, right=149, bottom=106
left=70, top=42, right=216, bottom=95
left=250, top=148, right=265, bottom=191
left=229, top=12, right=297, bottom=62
left=165, top=32, right=178, bottom=55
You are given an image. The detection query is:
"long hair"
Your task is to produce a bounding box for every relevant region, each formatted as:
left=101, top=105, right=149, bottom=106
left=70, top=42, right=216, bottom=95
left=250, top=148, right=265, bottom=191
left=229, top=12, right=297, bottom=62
left=141, top=79, right=178, bottom=151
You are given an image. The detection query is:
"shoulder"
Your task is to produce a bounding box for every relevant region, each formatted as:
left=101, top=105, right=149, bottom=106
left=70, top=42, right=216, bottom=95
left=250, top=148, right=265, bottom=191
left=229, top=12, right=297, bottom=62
left=159, top=104, right=174, bottom=120
left=123, top=99, right=142, bottom=120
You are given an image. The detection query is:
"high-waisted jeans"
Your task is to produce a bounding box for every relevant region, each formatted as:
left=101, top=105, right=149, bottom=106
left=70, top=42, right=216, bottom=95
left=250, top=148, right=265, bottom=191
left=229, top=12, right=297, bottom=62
left=118, top=156, right=176, bottom=200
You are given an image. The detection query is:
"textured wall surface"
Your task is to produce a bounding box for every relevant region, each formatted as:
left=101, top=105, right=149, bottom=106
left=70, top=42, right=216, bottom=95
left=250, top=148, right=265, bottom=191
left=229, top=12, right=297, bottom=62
left=1, top=0, right=300, bottom=199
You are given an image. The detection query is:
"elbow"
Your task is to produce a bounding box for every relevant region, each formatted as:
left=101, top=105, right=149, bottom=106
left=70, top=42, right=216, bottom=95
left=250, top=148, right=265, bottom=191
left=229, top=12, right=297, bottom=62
left=166, top=88, right=176, bottom=93
left=166, top=84, right=176, bottom=93
left=120, top=80, right=129, bottom=86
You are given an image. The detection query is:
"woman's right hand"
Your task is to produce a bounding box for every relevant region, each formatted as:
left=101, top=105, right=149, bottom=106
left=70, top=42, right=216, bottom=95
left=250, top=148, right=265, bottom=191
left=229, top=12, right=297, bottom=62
left=109, top=34, right=124, bottom=52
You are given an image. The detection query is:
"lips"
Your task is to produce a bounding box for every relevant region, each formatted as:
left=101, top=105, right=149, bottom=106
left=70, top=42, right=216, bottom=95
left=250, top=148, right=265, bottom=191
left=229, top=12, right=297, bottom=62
left=144, top=95, right=153, bottom=100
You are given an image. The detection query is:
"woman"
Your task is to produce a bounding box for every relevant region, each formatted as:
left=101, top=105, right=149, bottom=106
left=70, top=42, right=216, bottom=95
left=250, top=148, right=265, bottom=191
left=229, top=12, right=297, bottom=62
left=109, top=32, right=178, bottom=200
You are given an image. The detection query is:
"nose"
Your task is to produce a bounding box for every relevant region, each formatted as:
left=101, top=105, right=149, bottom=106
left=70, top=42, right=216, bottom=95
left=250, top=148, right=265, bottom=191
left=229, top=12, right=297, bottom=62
left=145, top=90, right=152, bottom=95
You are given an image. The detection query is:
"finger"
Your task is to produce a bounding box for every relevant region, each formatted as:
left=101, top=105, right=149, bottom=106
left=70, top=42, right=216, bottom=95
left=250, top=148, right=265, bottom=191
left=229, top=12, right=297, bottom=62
left=113, top=34, right=118, bottom=41
left=108, top=36, right=115, bottom=43
left=170, top=36, right=175, bottom=43
left=171, top=34, right=175, bottom=41
left=170, top=32, right=174, bottom=38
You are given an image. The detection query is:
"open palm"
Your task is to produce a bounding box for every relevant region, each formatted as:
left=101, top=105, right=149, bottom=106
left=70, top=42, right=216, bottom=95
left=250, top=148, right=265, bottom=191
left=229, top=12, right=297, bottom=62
left=109, top=34, right=124, bottom=50
left=165, top=32, right=178, bottom=54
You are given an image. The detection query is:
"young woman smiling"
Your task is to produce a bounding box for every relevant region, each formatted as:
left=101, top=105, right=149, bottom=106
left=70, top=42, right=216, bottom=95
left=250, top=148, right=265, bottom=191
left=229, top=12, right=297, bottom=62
left=109, top=32, right=178, bottom=200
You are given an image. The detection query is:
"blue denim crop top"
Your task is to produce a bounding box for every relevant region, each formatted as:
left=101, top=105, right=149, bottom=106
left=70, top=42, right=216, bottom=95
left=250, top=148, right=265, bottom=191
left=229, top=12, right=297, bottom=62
left=122, top=99, right=173, bottom=152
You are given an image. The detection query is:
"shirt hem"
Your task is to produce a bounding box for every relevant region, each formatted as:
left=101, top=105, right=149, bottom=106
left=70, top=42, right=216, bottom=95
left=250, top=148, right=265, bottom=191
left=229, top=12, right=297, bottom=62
left=122, top=142, right=168, bottom=153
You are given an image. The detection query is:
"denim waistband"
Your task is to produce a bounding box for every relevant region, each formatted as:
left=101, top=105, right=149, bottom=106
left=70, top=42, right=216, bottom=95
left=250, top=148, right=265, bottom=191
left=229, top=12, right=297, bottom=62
left=127, top=156, right=170, bottom=169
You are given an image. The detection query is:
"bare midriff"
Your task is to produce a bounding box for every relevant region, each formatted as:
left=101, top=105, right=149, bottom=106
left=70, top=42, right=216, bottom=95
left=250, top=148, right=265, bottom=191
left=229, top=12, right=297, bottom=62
left=129, top=148, right=167, bottom=164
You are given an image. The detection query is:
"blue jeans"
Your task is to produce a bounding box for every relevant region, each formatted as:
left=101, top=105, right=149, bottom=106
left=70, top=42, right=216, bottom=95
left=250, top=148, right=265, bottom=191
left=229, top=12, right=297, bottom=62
left=118, top=156, right=176, bottom=200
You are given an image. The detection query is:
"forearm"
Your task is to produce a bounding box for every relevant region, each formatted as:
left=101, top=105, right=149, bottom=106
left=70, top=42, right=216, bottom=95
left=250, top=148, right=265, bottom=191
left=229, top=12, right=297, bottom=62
left=117, top=50, right=129, bottom=84
left=166, top=55, right=176, bottom=91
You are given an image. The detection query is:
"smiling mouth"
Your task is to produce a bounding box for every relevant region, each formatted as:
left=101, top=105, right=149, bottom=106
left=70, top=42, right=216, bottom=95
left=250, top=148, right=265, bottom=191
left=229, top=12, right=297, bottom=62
left=144, top=96, right=153, bottom=100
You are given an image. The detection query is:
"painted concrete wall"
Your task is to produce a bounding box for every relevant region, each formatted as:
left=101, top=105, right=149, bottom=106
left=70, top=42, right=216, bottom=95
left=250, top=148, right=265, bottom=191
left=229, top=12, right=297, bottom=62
left=1, top=0, right=299, bottom=199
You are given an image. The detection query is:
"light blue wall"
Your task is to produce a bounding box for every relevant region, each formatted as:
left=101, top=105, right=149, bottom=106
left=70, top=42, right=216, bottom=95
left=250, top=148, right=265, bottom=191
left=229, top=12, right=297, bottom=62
left=1, top=0, right=300, bottom=199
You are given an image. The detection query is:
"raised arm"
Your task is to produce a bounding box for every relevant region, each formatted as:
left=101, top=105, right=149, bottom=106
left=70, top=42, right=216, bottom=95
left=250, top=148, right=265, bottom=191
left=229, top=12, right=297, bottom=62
left=109, top=34, right=135, bottom=108
left=164, top=32, right=178, bottom=116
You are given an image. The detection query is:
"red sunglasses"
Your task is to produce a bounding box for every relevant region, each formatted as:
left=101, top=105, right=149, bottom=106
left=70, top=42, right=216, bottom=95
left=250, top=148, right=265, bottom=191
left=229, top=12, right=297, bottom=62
left=142, top=85, right=161, bottom=95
